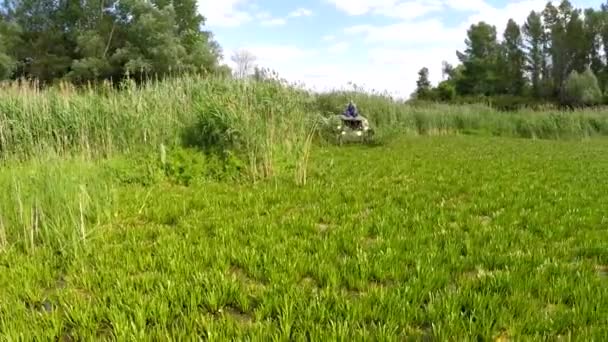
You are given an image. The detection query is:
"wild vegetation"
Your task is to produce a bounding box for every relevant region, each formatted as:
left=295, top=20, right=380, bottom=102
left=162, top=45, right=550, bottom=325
left=3, top=75, right=608, bottom=251
left=1, top=0, right=608, bottom=339
left=4, top=77, right=608, bottom=162
left=1, top=136, right=608, bottom=339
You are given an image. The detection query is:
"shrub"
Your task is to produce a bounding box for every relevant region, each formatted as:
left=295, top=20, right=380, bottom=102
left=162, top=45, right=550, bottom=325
left=564, top=68, right=603, bottom=107
left=436, top=81, right=456, bottom=102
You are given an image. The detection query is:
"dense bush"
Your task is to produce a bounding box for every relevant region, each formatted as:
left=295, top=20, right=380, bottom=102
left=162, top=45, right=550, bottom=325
left=564, top=68, right=604, bottom=107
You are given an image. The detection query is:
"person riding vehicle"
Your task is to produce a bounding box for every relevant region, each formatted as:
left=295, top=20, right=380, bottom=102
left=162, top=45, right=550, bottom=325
left=343, top=101, right=359, bottom=118
left=327, top=100, right=374, bottom=143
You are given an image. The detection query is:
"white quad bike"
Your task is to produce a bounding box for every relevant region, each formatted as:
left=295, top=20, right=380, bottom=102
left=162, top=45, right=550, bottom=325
left=332, top=114, right=374, bottom=144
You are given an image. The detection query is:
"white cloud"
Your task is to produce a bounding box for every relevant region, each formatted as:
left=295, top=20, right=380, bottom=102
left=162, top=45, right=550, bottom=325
left=199, top=0, right=252, bottom=27
left=222, top=44, right=447, bottom=98
left=326, top=0, right=444, bottom=19
left=218, top=0, right=594, bottom=98
left=288, top=8, right=313, bottom=17
left=220, top=45, right=318, bottom=82
left=334, top=0, right=588, bottom=97
left=328, top=42, right=351, bottom=54
left=325, top=0, right=398, bottom=16
left=233, top=46, right=319, bottom=63
left=326, top=0, right=542, bottom=21
left=261, top=18, right=287, bottom=27
left=444, top=0, right=492, bottom=12
left=464, top=0, right=548, bottom=35
left=375, top=1, right=444, bottom=19
left=254, top=7, right=313, bottom=28
left=344, top=19, right=462, bottom=46
left=255, top=11, right=272, bottom=20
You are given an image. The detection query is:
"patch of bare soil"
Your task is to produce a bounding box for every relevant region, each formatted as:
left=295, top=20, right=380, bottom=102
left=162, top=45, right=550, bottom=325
left=219, top=306, right=254, bottom=325
left=361, top=235, right=383, bottom=248
left=596, top=265, right=608, bottom=279
left=228, top=265, right=267, bottom=294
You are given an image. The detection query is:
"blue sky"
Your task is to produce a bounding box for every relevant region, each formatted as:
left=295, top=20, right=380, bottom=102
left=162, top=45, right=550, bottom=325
left=199, top=0, right=600, bottom=98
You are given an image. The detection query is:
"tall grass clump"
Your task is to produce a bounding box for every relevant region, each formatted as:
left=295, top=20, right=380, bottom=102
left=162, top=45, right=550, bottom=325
left=0, top=157, right=118, bottom=254
left=0, top=78, right=191, bottom=160
left=181, top=78, right=319, bottom=180
left=0, top=76, right=321, bottom=179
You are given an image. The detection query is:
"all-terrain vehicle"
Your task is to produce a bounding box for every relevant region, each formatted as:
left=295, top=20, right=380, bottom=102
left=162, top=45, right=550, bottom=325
left=330, top=113, right=374, bottom=144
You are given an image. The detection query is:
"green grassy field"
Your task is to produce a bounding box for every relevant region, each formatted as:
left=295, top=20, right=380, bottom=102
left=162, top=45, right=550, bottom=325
left=1, top=135, right=607, bottom=340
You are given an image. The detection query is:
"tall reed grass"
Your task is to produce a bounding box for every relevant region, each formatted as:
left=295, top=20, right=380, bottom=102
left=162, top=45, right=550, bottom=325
left=2, top=76, right=608, bottom=165
left=0, top=76, right=318, bottom=251
left=0, top=157, right=118, bottom=254
left=315, top=90, right=608, bottom=140
left=0, top=76, right=321, bottom=178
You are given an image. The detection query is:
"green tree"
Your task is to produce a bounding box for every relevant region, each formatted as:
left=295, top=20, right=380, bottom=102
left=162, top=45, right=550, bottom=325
left=435, top=81, right=456, bottom=101
left=110, top=1, right=188, bottom=80
left=441, top=61, right=454, bottom=80
left=5, top=0, right=73, bottom=82
left=542, top=1, right=561, bottom=97
left=523, top=11, right=545, bottom=97
left=158, top=0, right=223, bottom=73
left=0, top=18, right=20, bottom=79
left=415, top=67, right=432, bottom=100
left=602, top=2, right=608, bottom=67
left=596, top=4, right=608, bottom=90
left=583, top=8, right=604, bottom=80
left=564, top=67, right=603, bottom=106
left=565, top=7, right=587, bottom=74
left=500, top=19, right=526, bottom=95
left=456, top=22, right=500, bottom=95
left=0, top=0, right=224, bottom=83
left=543, top=0, right=586, bottom=100
left=414, top=1, right=608, bottom=107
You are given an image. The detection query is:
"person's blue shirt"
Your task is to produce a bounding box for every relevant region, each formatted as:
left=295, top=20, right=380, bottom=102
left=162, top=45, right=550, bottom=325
left=344, top=103, right=358, bottom=117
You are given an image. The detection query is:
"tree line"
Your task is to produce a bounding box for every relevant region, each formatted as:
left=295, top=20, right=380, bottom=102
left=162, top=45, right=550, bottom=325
left=414, top=0, right=608, bottom=108
left=0, top=0, right=229, bottom=84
